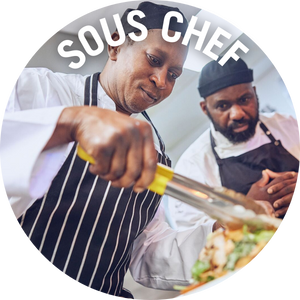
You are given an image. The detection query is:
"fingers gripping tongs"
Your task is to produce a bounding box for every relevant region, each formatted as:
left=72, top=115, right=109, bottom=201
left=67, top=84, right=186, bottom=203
left=77, top=146, right=281, bottom=230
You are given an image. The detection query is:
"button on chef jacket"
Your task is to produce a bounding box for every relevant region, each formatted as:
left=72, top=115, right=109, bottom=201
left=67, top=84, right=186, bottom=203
left=1, top=68, right=215, bottom=295
left=168, top=112, right=300, bottom=230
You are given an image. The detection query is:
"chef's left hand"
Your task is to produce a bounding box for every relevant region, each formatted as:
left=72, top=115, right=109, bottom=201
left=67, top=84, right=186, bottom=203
left=264, top=169, right=298, bottom=218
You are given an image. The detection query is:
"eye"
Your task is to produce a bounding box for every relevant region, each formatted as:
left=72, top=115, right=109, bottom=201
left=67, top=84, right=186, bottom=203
left=169, top=71, right=179, bottom=80
left=216, top=102, right=229, bottom=111
left=239, top=94, right=253, bottom=105
left=147, top=54, right=161, bottom=66
left=240, top=97, right=249, bottom=103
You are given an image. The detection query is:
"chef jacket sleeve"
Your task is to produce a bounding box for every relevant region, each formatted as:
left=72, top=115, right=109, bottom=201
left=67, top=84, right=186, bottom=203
left=167, top=146, right=219, bottom=231
left=130, top=203, right=215, bottom=290
left=0, top=68, right=76, bottom=217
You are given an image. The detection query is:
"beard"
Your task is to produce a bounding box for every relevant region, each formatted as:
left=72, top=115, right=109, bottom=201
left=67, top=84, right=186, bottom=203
left=207, top=103, right=259, bottom=144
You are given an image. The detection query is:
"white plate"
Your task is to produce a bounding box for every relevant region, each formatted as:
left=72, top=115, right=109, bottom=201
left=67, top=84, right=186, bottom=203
left=177, top=269, right=240, bottom=297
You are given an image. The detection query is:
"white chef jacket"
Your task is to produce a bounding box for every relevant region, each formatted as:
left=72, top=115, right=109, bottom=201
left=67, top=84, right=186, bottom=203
left=0, top=67, right=215, bottom=289
left=168, top=112, right=300, bottom=230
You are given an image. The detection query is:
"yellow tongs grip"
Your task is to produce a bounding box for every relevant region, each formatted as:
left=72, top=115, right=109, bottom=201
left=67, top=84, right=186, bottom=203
left=77, top=145, right=173, bottom=195
left=77, top=145, right=96, bottom=164
left=147, top=163, right=174, bottom=195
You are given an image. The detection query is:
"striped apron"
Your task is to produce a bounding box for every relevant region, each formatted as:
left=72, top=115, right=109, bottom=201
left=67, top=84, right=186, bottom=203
left=18, top=73, right=171, bottom=298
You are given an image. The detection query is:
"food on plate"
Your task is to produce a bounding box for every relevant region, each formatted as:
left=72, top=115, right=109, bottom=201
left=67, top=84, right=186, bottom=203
left=175, top=225, right=276, bottom=294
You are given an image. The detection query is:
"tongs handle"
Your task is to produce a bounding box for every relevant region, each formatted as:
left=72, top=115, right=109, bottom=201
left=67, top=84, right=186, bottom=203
left=77, top=145, right=174, bottom=194
left=77, top=145, right=96, bottom=164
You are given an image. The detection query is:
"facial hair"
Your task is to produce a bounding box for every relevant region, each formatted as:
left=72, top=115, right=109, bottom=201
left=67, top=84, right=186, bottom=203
left=207, top=101, right=260, bottom=144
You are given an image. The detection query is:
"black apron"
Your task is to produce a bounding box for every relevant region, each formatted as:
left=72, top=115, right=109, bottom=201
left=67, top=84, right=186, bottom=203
left=18, top=73, right=171, bottom=298
left=210, top=120, right=299, bottom=195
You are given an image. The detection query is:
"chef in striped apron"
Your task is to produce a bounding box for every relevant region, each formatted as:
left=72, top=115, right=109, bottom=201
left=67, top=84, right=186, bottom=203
left=2, top=2, right=217, bottom=298
left=18, top=73, right=172, bottom=297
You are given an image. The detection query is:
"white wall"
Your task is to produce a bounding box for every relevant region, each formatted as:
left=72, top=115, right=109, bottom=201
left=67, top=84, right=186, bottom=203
left=26, top=31, right=108, bottom=75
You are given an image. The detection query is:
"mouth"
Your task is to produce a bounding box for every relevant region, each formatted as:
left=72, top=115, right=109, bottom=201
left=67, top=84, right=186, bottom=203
left=141, top=88, right=158, bottom=104
left=232, top=123, right=249, bottom=133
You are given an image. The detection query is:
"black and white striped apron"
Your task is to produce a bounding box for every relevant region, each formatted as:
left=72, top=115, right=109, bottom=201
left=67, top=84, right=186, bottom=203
left=18, top=73, right=171, bottom=298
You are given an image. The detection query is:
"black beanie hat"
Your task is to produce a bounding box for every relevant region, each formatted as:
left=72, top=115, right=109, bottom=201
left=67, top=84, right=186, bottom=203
left=198, top=57, right=253, bottom=98
left=121, top=1, right=188, bottom=37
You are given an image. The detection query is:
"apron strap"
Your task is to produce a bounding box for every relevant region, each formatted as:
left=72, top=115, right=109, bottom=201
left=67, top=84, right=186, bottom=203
left=210, top=130, right=222, bottom=162
left=142, top=110, right=169, bottom=159
left=84, top=72, right=100, bottom=106
left=259, top=120, right=280, bottom=146
left=84, top=76, right=91, bottom=105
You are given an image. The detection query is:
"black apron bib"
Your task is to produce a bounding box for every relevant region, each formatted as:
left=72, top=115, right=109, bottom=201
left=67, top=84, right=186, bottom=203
left=18, top=73, right=171, bottom=298
left=210, top=121, right=299, bottom=195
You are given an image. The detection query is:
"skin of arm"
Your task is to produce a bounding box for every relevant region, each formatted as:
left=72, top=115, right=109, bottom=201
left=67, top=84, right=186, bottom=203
left=44, top=106, right=158, bottom=193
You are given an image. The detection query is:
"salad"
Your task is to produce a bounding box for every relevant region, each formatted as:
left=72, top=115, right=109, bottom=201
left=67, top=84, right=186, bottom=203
left=175, top=225, right=275, bottom=295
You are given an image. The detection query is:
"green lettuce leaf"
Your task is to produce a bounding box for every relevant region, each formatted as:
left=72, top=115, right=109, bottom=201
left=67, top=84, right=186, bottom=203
left=191, top=260, right=211, bottom=281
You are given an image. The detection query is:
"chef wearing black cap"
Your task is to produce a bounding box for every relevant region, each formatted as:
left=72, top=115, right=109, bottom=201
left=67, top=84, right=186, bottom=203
left=168, top=57, right=299, bottom=230
left=2, top=1, right=214, bottom=298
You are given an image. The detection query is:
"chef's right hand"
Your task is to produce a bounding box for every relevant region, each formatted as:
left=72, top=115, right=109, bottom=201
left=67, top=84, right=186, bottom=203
left=45, top=106, right=158, bottom=193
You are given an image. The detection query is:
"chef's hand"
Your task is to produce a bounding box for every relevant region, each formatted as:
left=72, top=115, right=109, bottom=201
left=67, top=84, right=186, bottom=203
left=247, top=170, right=297, bottom=217
left=44, top=106, right=157, bottom=193
left=212, top=221, right=224, bottom=231
left=263, top=169, right=297, bottom=218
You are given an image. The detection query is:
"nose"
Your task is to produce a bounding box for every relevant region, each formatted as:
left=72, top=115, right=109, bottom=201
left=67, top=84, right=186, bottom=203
left=150, top=68, right=167, bottom=90
left=229, top=104, right=246, bottom=120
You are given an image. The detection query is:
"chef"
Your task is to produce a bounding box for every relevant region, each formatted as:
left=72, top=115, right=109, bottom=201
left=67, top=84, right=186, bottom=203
left=168, top=57, right=299, bottom=230
left=1, top=1, right=223, bottom=298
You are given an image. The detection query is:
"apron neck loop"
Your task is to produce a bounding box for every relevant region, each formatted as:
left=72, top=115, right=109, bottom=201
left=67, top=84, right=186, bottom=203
left=209, top=130, right=222, bottom=161
left=259, top=120, right=280, bottom=146
left=209, top=119, right=282, bottom=163
left=84, top=72, right=100, bottom=106
left=141, top=111, right=169, bottom=159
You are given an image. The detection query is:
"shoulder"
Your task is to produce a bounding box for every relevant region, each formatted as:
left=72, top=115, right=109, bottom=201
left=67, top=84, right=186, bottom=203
left=175, top=128, right=216, bottom=179
left=260, top=112, right=297, bottom=127
left=18, top=68, right=77, bottom=86
left=260, top=112, right=298, bottom=138
left=19, top=68, right=88, bottom=105
left=260, top=112, right=300, bottom=155
left=178, top=128, right=212, bottom=162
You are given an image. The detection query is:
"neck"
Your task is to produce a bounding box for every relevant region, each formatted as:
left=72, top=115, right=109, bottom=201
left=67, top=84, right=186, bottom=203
left=98, top=68, right=112, bottom=99
left=99, top=66, right=132, bottom=116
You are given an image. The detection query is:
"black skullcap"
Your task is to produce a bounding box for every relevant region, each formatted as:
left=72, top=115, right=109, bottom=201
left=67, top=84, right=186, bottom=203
left=121, top=1, right=188, bottom=37
left=198, top=57, right=253, bottom=98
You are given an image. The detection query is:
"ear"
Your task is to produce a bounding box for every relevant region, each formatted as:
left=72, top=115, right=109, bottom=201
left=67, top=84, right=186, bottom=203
left=107, top=32, right=121, bottom=61
left=200, top=100, right=208, bottom=115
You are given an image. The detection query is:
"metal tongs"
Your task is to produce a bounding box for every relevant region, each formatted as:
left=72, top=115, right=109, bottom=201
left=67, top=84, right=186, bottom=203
left=147, top=163, right=281, bottom=230
left=77, top=146, right=281, bottom=230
